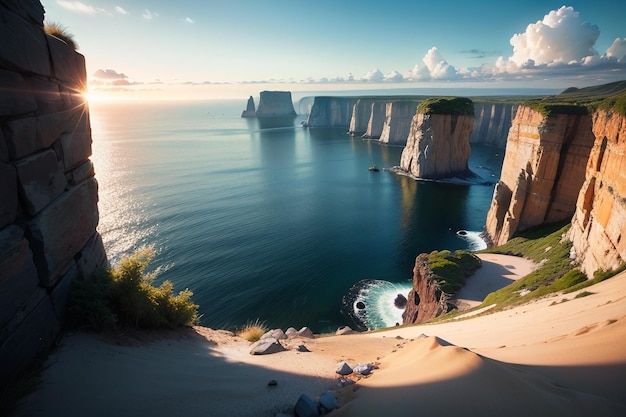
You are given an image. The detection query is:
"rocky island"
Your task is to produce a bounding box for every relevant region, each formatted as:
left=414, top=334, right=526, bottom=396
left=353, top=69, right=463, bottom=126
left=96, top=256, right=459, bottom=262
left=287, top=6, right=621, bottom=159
left=241, top=90, right=297, bottom=118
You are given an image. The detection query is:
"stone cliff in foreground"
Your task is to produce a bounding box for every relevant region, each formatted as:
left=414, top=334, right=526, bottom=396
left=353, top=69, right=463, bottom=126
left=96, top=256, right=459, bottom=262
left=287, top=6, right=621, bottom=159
left=569, top=107, right=626, bottom=277
left=485, top=105, right=595, bottom=246
left=399, top=97, right=475, bottom=179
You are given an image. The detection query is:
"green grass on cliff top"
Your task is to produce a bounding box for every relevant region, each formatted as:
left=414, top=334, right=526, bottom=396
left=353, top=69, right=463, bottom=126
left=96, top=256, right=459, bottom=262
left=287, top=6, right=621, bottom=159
left=417, top=97, right=475, bottom=116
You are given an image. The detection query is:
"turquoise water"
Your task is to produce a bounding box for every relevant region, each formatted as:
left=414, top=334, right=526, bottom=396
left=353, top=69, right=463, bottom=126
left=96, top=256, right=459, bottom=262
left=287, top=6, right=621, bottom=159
left=89, top=99, right=503, bottom=332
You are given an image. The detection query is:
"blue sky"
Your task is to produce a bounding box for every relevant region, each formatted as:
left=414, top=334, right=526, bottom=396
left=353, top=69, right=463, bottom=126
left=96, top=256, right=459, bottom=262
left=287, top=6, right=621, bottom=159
left=42, top=1, right=626, bottom=99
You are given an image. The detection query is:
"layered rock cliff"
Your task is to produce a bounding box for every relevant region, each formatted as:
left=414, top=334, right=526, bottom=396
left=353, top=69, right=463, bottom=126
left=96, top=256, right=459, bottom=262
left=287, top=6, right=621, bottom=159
left=399, top=97, right=475, bottom=179
left=254, top=91, right=296, bottom=118
left=303, top=96, right=357, bottom=127
left=379, top=100, right=419, bottom=145
left=470, top=103, right=518, bottom=148
left=0, top=0, right=107, bottom=387
left=485, top=106, right=595, bottom=246
left=569, top=108, right=626, bottom=277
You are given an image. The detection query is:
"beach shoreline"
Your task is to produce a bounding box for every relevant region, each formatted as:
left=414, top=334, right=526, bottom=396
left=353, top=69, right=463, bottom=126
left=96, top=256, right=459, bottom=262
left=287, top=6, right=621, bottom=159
left=11, top=255, right=626, bottom=417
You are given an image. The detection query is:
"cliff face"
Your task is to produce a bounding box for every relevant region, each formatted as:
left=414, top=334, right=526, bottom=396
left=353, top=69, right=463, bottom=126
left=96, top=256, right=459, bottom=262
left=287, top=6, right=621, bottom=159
left=485, top=106, right=595, bottom=246
left=399, top=113, right=474, bottom=179
left=304, top=97, right=357, bottom=127
left=470, top=103, right=518, bottom=148
left=0, top=0, right=107, bottom=387
left=254, top=91, right=296, bottom=118
left=402, top=254, right=454, bottom=324
left=363, top=101, right=386, bottom=139
left=569, top=110, right=626, bottom=276
left=379, top=101, right=419, bottom=145
left=348, top=98, right=376, bottom=136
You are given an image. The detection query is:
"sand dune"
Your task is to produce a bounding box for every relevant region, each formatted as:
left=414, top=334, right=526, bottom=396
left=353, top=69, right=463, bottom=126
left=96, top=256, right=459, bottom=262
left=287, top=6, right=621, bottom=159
left=11, top=256, right=626, bottom=417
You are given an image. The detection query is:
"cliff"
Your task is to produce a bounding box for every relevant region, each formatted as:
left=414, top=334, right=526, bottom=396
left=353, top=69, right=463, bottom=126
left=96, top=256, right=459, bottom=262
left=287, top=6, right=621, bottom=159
left=241, top=95, right=256, bottom=117
left=485, top=105, right=595, bottom=246
left=470, top=103, right=518, bottom=148
left=569, top=108, right=626, bottom=277
left=254, top=91, right=296, bottom=118
left=304, top=96, right=357, bottom=127
left=379, top=100, right=419, bottom=145
left=348, top=98, right=376, bottom=136
left=0, top=0, right=107, bottom=388
left=399, top=97, right=475, bottom=179
left=363, top=101, right=386, bottom=139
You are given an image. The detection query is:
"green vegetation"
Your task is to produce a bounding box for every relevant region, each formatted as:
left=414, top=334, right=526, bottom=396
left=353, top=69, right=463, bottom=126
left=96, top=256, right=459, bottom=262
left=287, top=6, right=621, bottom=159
left=564, top=263, right=626, bottom=294
left=44, top=21, right=78, bottom=50
left=69, top=248, right=199, bottom=331
left=522, top=101, right=589, bottom=117
left=427, top=250, right=482, bottom=294
left=417, top=97, right=475, bottom=116
left=238, top=319, right=267, bottom=342
left=598, top=93, right=626, bottom=116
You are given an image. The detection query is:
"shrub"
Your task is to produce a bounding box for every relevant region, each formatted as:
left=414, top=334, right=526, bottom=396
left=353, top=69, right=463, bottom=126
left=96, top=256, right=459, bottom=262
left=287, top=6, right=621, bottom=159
left=238, top=319, right=267, bottom=342
left=44, top=21, right=78, bottom=50
left=69, top=248, right=199, bottom=331
left=427, top=250, right=482, bottom=294
left=417, top=97, right=474, bottom=116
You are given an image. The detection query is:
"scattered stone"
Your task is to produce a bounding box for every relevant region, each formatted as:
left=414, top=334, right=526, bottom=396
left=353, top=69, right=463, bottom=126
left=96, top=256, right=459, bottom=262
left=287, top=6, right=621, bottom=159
left=285, top=327, right=298, bottom=338
left=297, top=327, right=314, bottom=339
left=394, top=293, right=407, bottom=309
left=319, top=391, right=339, bottom=413
left=336, top=377, right=356, bottom=388
left=250, top=338, right=286, bottom=355
left=335, top=325, right=354, bottom=335
left=296, top=344, right=310, bottom=352
left=268, top=379, right=278, bottom=386
left=336, top=361, right=353, bottom=376
left=352, top=363, right=374, bottom=375
left=294, top=394, right=319, bottom=417
left=262, top=329, right=287, bottom=340
left=395, top=335, right=404, bottom=340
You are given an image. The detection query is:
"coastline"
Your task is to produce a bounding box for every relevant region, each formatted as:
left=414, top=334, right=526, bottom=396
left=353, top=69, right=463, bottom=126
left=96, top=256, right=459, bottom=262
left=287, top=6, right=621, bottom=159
left=12, top=256, right=626, bottom=417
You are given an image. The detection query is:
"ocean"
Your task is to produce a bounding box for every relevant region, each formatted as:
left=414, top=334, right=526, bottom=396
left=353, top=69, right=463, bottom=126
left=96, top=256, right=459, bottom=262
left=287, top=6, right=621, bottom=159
left=89, top=97, right=504, bottom=333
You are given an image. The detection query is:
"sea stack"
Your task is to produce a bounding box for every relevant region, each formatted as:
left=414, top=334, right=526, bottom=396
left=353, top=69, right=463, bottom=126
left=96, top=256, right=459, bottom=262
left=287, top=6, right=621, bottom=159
left=399, top=97, right=475, bottom=179
left=254, top=91, right=297, bottom=118
left=241, top=96, right=256, bottom=117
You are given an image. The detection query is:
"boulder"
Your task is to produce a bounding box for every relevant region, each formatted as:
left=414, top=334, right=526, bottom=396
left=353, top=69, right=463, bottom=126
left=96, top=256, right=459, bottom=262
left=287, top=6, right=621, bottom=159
left=335, top=325, right=354, bottom=335
left=394, top=293, right=407, bottom=309
left=294, top=394, right=319, bottom=417
left=336, top=361, right=353, bottom=376
left=353, top=363, right=374, bottom=375
left=296, top=327, right=314, bottom=339
left=319, top=391, right=339, bottom=413
left=285, top=327, right=298, bottom=338
left=249, top=337, right=286, bottom=355
left=261, top=328, right=287, bottom=340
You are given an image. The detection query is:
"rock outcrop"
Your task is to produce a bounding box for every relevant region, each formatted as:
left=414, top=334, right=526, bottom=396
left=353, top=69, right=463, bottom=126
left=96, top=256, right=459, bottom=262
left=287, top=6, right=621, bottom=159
left=348, top=98, right=376, bottom=136
left=0, top=0, right=107, bottom=388
left=470, top=103, right=518, bottom=148
left=569, top=108, right=626, bottom=277
left=399, top=97, right=475, bottom=179
left=485, top=106, right=595, bottom=246
left=402, top=253, right=455, bottom=324
left=254, top=91, right=296, bottom=118
left=379, top=100, right=419, bottom=145
left=240, top=95, right=256, bottom=117
left=363, top=101, right=386, bottom=139
left=303, top=96, right=357, bottom=127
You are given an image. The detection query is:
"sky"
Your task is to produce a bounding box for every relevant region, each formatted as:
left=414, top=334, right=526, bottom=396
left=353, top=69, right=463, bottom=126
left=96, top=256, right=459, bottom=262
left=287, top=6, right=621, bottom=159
left=41, top=0, right=626, bottom=99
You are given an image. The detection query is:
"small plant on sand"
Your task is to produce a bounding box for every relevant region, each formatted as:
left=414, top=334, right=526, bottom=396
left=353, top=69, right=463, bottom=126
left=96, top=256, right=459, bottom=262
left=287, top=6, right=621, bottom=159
left=238, top=319, right=267, bottom=342
left=69, top=248, right=199, bottom=330
left=44, top=21, right=78, bottom=50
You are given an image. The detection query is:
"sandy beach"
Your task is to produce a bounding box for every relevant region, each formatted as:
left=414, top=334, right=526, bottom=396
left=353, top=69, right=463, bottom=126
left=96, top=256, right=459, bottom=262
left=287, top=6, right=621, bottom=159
left=11, top=254, right=626, bottom=417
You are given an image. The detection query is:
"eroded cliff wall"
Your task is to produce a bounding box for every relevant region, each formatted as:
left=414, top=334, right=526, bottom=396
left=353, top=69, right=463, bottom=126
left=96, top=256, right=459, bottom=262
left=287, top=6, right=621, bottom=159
left=348, top=98, right=376, bottom=136
left=303, top=97, right=357, bottom=127
left=470, top=103, right=518, bottom=148
left=0, top=0, right=107, bottom=387
left=399, top=112, right=474, bottom=179
left=569, top=109, right=626, bottom=277
left=379, top=101, right=419, bottom=145
left=255, top=91, right=296, bottom=118
left=485, top=106, right=595, bottom=246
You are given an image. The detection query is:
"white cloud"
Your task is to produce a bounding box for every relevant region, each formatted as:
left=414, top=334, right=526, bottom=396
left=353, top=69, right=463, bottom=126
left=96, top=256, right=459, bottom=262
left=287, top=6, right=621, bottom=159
left=185, top=17, right=195, bottom=24
left=93, top=69, right=128, bottom=80
left=56, top=1, right=103, bottom=15
left=362, top=69, right=384, bottom=82
left=142, top=9, right=159, bottom=20
left=422, top=47, right=459, bottom=80
left=385, top=70, right=404, bottom=82
left=115, top=6, right=128, bottom=15
left=605, top=38, right=626, bottom=62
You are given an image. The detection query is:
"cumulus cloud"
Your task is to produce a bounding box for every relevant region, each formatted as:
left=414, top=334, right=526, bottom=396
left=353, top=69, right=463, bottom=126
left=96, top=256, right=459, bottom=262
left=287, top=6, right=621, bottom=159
left=605, top=38, right=626, bottom=62
left=385, top=70, right=404, bottom=82
left=115, top=6, right=128, bottom=15
left=498, top=6, right=600, bottom=71
left=362, top=69, right=384, bottom=82
left=422, top=47, right=459, bottom=80
left=93, top=69, right=128, bottom=80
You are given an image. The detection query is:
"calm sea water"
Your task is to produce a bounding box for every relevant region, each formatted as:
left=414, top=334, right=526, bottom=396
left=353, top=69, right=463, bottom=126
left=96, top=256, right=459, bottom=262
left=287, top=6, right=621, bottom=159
left=89, top=99, right=504, bottom=332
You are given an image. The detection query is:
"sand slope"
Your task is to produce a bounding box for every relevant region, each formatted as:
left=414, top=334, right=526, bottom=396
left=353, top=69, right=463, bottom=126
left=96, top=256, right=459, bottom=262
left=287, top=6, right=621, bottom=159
left=11, top=256, right=626, bottom=417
